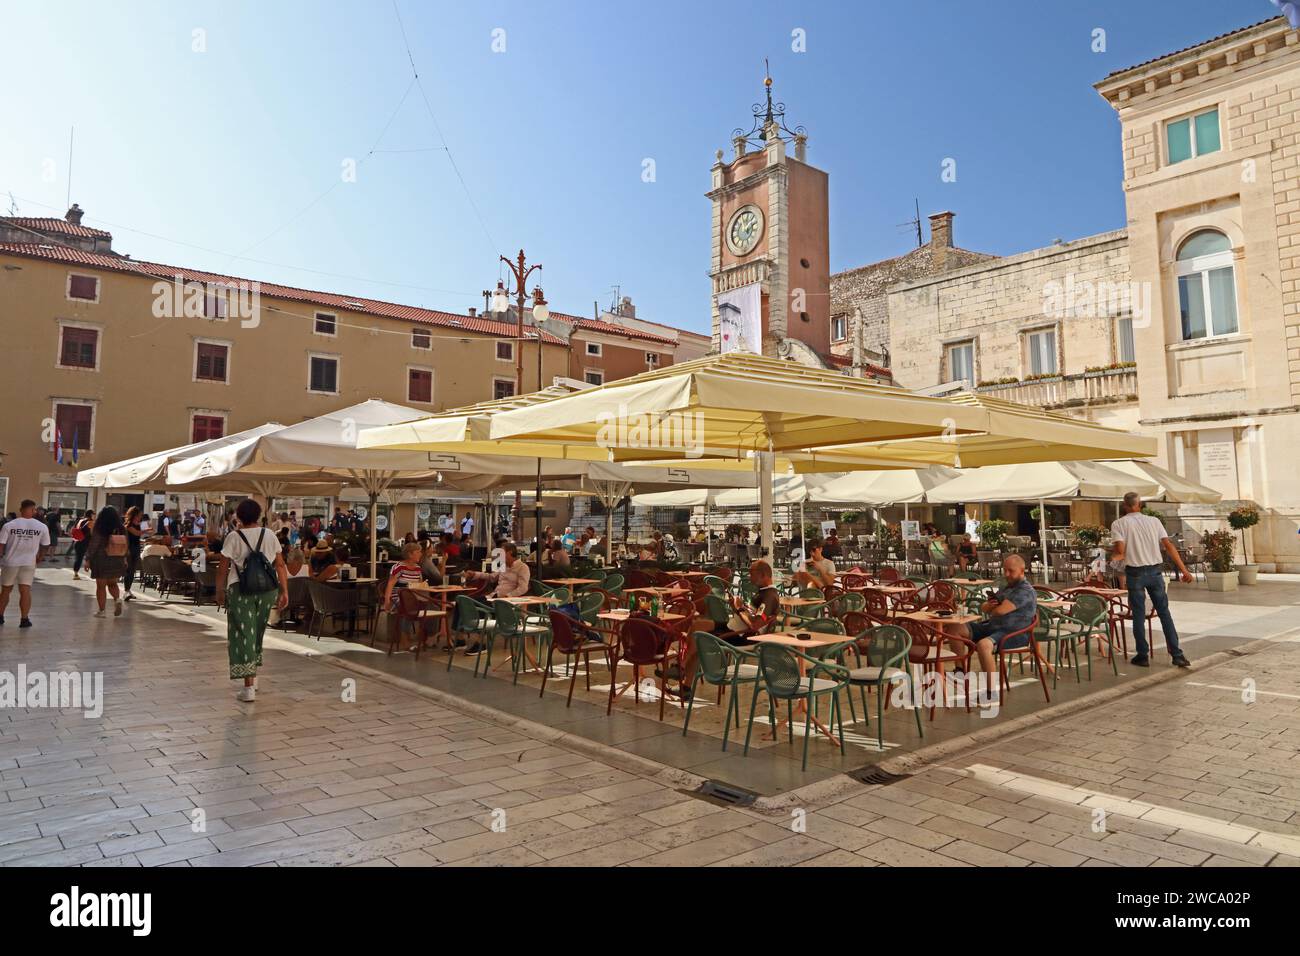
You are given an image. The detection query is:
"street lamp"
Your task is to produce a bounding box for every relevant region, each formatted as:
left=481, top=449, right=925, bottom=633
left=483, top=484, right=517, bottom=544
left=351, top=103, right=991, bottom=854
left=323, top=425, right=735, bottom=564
left=497, top=251, right=543, bottom=544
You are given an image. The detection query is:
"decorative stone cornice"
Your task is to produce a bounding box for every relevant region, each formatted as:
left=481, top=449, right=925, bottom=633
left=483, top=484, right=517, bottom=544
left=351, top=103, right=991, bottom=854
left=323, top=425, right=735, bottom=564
left=1095, top=17, right=1297, bottom=109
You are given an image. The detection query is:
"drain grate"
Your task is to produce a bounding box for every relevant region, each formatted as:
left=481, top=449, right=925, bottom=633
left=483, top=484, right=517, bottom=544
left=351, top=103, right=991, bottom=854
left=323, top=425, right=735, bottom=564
left=848, top=765, right=911, bottom=787
left=686, top=780, right=759, bottom=807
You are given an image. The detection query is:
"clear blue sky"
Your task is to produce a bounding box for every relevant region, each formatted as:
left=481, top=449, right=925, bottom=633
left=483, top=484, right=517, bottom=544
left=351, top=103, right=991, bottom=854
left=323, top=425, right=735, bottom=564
left=0, top=0, right=1273, bottom=334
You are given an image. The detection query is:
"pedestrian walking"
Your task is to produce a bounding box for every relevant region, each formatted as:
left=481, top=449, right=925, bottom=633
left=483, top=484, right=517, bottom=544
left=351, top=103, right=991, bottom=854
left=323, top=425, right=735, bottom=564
left=1109, top=491, right=1193, bottom=668
left=216, top=498, right=289, bottom=702
left=0, top=499, right=51, bottom=628
left=121, top=506, right=144, bottom=601
left=70, top=509, right=94, bottom=580
left=83, top=506, right=128, bottom=619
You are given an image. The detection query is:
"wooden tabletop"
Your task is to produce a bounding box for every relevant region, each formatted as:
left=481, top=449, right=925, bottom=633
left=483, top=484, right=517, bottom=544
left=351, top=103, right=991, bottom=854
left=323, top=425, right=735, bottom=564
left=779, top=596, right=825, bottom=607
left=899, top=610, right=982, bottom=624
left=327, top=577, right=377, bottom=585
left=598, top=610, right=686, bottom=623
left=494, top=595, right=558, bottom=606
left=544, top=577, right=601, bottom=586
left=749, top=632, right=844, bottom=648
left=941, top=578, right=994, bottom=586
left=665, top=570, right=710, bottom=577
left=866, top=585, right=917, bottom=595
left=623, top=586, right=688, bottom=596
left=1038, top=599, right=1075, bottom=609
left=1063, top=586, right=1124, bottom=597
left=409, top=583, right=470, bottom=592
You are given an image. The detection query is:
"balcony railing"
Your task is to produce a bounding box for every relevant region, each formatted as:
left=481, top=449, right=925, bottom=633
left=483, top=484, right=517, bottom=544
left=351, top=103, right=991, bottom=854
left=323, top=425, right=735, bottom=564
left=974, top=367, right=1137, bottom=409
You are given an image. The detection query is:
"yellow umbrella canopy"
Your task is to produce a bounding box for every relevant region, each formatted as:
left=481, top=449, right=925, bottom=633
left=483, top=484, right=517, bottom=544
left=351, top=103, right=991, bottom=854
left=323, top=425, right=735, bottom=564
left=789, top=392, right=1158, bottom=472
left=481, top=352, right=992, bottom=459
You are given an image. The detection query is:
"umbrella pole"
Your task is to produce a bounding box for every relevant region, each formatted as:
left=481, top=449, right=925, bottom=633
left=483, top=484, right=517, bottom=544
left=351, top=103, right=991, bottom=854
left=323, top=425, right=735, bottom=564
left=1039, top=497, right=1049, bottom=584
left=758, top=451, right=774, bottom=563
left=368, top=491, right=379, bottom=575
left=799, top=499, right=806, bottom=553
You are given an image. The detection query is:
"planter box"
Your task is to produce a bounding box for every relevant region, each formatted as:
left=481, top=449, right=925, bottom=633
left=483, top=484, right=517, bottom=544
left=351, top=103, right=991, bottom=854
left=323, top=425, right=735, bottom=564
left=1236, top=564, right=1259, bottom=586
left=1206, top=570, right=1239, bottom=592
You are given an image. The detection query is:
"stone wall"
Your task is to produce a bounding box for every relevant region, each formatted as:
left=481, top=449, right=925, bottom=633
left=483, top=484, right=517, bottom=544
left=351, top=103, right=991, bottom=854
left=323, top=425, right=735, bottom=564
left=885, top=231, right=1132, bottom=391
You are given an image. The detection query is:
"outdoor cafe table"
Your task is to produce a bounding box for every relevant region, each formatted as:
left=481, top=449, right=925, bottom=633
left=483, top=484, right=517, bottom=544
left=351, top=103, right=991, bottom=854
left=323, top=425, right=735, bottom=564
left=941, top=578, right=994, bottom=587
left=324, top=576, right=378, bottom=636
left=898, top=608, right=983, bottom=637
left=747, top=631, right=848, bottom=746
left=1060, top=586, right=1124, bottom=597
left=665, top=570, right=710, bottom=578
left=544, top=577, right=601, bottom=588
left=407, top=583, right=471, bottom=648
left=490, top=595, right=559, bottom=673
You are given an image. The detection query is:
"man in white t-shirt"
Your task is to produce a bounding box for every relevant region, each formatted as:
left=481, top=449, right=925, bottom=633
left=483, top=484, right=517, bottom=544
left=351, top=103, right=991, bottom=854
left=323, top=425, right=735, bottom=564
left=1110, top=492, right=1193, bottom=669
left=460, top=513, right=475, bottom=538
left=0, top=500, right=51, bottom=628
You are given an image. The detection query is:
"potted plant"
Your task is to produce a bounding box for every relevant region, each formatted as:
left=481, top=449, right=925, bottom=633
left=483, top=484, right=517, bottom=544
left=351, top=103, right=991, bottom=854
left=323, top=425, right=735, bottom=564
left=1227, top=505, right=1260, bottom=585
left=1073, top=525, right=1104, bottom=549
left=840, top=511, right=861, bottom=538
left=1202, top=529, right=1239, bottom=592
left=977, top=518, right=1013, bottom=551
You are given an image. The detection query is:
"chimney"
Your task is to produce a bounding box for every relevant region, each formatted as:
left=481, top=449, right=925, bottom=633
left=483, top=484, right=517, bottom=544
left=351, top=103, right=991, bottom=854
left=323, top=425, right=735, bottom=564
left=467, top=307, right=477, bottom=317
left=928, top=211, right=955, bottom=270
left=618, top=296, right=635, bottom=318
left=65, top=203, right=84, bottom=225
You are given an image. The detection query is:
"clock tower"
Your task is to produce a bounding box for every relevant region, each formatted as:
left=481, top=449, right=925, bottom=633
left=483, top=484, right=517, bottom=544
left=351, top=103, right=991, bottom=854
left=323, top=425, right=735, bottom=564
left=708, top=72, right=830, bottom=365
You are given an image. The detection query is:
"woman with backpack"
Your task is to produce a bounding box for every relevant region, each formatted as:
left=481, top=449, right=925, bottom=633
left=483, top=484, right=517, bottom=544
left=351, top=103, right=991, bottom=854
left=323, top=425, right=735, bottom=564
left=216, top=498, right=288, bottom=702
left=70, top=509, right=95, bottom=580
left=83, top=507, right=128, bottom=618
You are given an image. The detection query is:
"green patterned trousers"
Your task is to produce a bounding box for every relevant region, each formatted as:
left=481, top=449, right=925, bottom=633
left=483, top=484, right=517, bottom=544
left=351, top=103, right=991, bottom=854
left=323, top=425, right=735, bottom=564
left=227, top=583, right=277, bottom=679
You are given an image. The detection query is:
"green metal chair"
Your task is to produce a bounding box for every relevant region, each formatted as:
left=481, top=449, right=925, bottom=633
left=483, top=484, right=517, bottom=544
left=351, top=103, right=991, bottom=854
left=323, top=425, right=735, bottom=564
left=449, top=594, right=494, bottom=672
left=702, top=574, right=730, bottom=598
left=845, top=624, right=924, bottom=751
left=601, top=573, right=625, bottom=595
left=904, top=575, right=929, bottom=588
left=1047, top=592, right=1113, bottom=683
left=826, top=591, right=865, bottom=617
left=743, top=642, right=851, bottom=771
left=487, top=600, right=551, bottom=684
left=577, top=590, right=606, bottom=626
left=683, top=632, right=760, bottom=750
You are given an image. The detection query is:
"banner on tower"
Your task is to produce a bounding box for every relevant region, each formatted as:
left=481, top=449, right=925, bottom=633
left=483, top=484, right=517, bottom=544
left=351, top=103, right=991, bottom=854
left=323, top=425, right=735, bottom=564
left=716, top=283, right=761, bottom=354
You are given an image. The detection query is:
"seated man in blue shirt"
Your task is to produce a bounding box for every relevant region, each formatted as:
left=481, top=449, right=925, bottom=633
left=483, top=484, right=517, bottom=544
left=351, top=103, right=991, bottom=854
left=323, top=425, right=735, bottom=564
left=949, top=554, right=1038, bottom=690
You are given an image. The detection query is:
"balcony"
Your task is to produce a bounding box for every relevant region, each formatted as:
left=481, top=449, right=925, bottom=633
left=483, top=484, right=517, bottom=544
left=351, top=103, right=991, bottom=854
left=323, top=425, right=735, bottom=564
left=974, top=366, right=1138, bottom=410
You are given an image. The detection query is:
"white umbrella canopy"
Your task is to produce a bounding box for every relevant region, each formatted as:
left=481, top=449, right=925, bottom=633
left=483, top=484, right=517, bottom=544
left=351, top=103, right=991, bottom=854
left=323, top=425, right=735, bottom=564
left=927, top=460, right=1162, bottom=584
left=1100, top=460, right=1222, bottom=504
left=926, top=460, right=1160, bottom=505
left=813, top=466, right=962, bottom=505
left=77, top=423, right=286, bottom=490
left=165, top=400, right=446, bottom=571
left=711, top=474, right=838, bottom=508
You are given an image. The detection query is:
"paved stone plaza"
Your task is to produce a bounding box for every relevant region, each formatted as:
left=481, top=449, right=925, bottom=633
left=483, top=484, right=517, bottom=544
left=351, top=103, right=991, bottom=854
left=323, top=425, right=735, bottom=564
left=1, top=568, right=1298, bottom=867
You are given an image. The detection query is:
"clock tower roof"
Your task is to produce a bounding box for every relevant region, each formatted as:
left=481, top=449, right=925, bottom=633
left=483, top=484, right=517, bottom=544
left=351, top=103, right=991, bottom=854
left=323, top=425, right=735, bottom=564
left=731, top=63, right=807, bottom=153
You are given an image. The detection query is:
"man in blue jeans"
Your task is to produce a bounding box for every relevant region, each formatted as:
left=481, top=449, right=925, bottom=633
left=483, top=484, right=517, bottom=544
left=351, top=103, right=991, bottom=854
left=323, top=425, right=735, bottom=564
left=1109, top=492, right=1193, bottom=668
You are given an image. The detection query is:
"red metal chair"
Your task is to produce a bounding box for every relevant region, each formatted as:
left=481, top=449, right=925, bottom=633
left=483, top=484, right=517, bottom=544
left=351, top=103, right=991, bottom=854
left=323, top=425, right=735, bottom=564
left=544, top=610, right=617, bottom=706
left=608, top=616, right=675, bottom=720
left=993, top=615, right=1050, bottom=702
left=897, top=617, right=976, bottom=719
left=877, top=566, right=901, bottom=585
left=861, top=588, right=893, bottom=625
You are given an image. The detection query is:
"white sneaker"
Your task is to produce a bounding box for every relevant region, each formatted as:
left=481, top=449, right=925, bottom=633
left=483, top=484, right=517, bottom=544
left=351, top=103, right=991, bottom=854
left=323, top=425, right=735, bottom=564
left=73, top=572, right=81, bottom=580
left=237, top=686, right=256, bottom=702
left=114, top=601, right=123, bottom=617
left=93, top=609, right=106, bottom=618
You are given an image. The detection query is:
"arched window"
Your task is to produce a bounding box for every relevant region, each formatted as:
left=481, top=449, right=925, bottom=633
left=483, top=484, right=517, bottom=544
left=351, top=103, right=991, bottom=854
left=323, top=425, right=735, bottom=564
left=1176, top=230, right=1238, bottom=340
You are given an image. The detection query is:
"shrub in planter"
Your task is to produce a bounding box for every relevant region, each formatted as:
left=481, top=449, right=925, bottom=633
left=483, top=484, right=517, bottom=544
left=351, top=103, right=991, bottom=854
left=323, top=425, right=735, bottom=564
left=978, top=519, right=1014, bottom=550
left=1202, top=530, right=1237, bottom=574
left=1227, top=505, right=1259, bottom=562
left=1073, top=525, right=1105, bottom=549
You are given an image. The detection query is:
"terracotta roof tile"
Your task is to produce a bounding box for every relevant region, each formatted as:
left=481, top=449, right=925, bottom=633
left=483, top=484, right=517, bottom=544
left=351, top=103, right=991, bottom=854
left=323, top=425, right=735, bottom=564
left=1, top=216, right=113, bottom=240
left=0, top=242, right=684, bottom=347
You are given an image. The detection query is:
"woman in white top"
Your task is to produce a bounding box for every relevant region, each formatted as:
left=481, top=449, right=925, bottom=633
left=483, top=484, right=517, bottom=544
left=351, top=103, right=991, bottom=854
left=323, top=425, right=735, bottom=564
left=216, top=499, right=288, bottom=702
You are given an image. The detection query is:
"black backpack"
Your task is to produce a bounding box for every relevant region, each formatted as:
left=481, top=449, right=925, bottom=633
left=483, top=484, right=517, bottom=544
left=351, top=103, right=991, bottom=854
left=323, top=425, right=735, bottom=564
left=234, top=529, right=279, bottom=594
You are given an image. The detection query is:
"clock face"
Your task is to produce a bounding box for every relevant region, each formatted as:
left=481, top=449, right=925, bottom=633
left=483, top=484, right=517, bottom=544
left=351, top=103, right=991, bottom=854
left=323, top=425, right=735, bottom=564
left=727, top=206, right=763, bottom=255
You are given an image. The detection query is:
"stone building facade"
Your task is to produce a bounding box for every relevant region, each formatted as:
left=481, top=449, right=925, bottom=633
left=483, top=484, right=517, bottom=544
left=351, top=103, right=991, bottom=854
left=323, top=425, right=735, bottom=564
left=829, top=211, right=997, bottom=363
